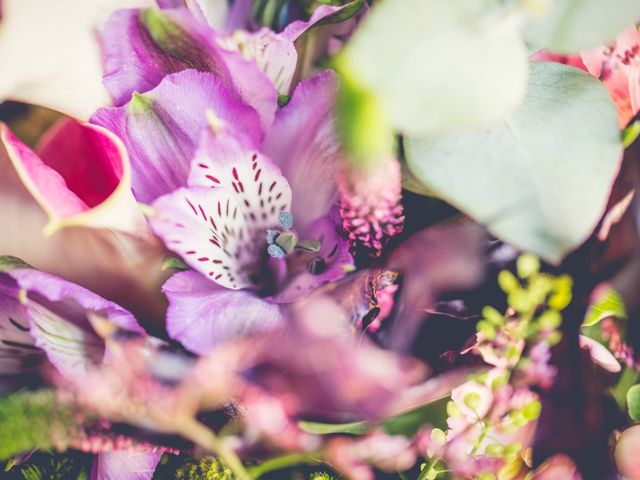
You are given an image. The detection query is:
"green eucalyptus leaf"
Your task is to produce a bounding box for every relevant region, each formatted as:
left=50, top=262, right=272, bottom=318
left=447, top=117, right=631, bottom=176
left=340, top=0, right=528, bottom=136
left=627, top=384, right=640, bottom=422
left=526, top=0, right=640, bottom=54
left=405, top=62, right=622, bottom=264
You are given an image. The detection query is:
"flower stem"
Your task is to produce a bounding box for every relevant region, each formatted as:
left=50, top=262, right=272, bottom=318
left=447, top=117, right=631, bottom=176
left=177, top=417, right=251, bottom=480
left=417, top=458, right=440, bottom=480
left=248, top=452, right=322, bottom=479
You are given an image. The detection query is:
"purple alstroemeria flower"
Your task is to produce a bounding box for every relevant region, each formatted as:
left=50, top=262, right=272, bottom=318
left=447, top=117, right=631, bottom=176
left=100, top=2, right=364, bottom=111
left=92, top=65, right=351, bottom=354
left=149, top=71, right=352, bottom=354
left=0, top=258, right=164, bottom=479
left=0, top=260, right=144, bottom=382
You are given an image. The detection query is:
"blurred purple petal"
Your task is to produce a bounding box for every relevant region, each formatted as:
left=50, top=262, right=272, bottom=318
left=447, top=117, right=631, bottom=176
left=5, top=268, right=143, bottom=378
left=90, top=450, right=163, bottom=480
left=385, top=221, right=486, bottom=351
left=9, top=269, right=141, bottom=333
left=0, top=275, right=44, bottom=375
left=263, top=71, right=342, bottom=229
left=92, top=70, right=262, bottom=203
left=163, top=270, right=284, bottom=354
left=248, top=296, right=425, bottom=421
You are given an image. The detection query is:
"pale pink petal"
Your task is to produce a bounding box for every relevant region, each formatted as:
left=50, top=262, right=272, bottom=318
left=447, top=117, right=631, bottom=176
left=579, top=335, right=622, bottom=373
left=0, top=0, right=155, bottom=119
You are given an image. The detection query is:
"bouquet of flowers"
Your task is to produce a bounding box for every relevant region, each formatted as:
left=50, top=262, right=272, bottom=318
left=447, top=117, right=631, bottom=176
left=1, top=0, right=640, bottom=478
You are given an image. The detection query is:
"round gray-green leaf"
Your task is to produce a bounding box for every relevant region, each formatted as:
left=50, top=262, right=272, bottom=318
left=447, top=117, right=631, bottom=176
left=627, top=384, right=640, bottom=421
left=341, top=0, right=528, bottom=136
left=405, top=62, right=622, bottom=264
left=526, top=0, right=640, bottom=53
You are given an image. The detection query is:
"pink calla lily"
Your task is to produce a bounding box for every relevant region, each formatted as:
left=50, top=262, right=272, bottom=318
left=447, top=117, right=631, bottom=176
left=0, top=121, right=167, bottom=323
left=1, top=119, right=145, bottom=236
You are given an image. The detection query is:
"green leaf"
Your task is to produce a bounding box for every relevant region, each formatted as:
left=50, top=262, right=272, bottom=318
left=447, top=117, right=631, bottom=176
left=340, top=0, right=528, bottom=136
left=297, top=420, right=369, bottom=435
left=161, top=256, right=190, bottom=272
left=336, top=63, right=394, bottom=163
left=583, top=287, right=627, bottom=327
left=526, top=0, right=640, bottom=53
left=313, top=0, right=366, bottom=26
left=0, top=256, right=31, bottom=272
left=298, top=397, right=450, bottom=438
left=405, top=62, right=622, bottom=264
left=627, top=384, right=640, bottom=421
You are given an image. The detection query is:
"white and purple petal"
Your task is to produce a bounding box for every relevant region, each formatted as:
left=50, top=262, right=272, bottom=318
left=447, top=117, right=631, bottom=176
left=92, top=70, right=262, bottom=203
left=163, top=270, right=284, bottom=354
left=262, top=70, right=342, bottom=229
left=188, top=125, right=293, bottom=232
left=5, top=268, right=143, bottom=379
left=217, top=28, right=298, bottom=95
left=151, top=186, right=257, bottom=289
left=151, top=127, right=292, bottom=289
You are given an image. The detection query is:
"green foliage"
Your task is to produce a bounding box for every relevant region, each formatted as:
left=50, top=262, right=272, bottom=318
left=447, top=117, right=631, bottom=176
left=0, top=390, right=78, bottom=460
left=175, top=457, right=234, bottom=480
left=583, top=288, right=627, bottom=327
left=627, top=385, right=640, bottom=422
left=299, top=397, right=450, bottom=438
left=19, top=455, right=88, bottom=480
left=161, top=255, right=190, bottom=271
left=1, top=452, right=92, bottom=480
left=335, top=60, right=394, bottom=166
left=0, top=255, right=31, bottom=272
left=298, top=419, right=368, bottom=435
left=405, top=62, right=621, bottom=264
left=340, top=0, right=527, bottom=135
left=525, top=0, right=640, bottom=53
left=310, top=473, right=337, bottom=480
